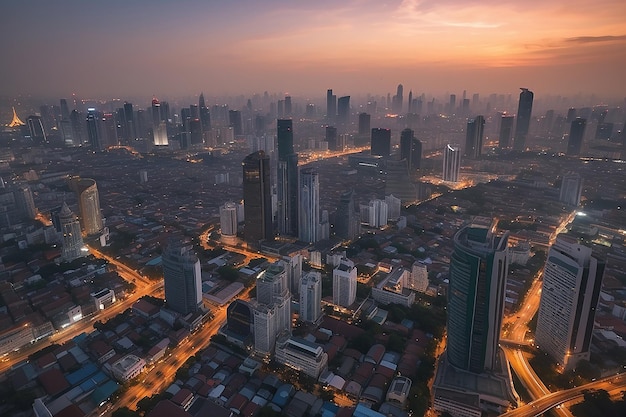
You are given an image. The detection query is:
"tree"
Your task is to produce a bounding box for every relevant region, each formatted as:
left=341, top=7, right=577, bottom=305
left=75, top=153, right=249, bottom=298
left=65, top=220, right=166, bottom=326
left=217, top=265, right=239, bottom=282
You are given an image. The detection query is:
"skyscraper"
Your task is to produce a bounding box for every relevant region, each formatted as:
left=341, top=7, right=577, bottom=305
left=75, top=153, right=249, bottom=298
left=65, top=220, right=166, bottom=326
left=284, top=96, right=292, bottom=116
left=86, top=108, right=102, bottom=150
left=326, top=89, right=336, bottom=121
left=124, top=100, right=135, bottom=143
left=358, top=113, right=371, bottom=136
left=335, top=189, right=359, bottom=241
left=276, top=119, right=299, bottom=236
left=298, top=168, right=321, bottom=244
left=59, top=202, right=84, bottom=262
left=333, top=258, right=357, bottom=308
left=26, top=115, right=47, bottom=144
left=400, top=128, right=422, bottom=170
left=498, top=114, right=514, bottom=149
left=371, top=128, right=391, bottom=157
left=442, top=144, right=461, bottom=182
left=384, top=159, right=416, bottom=203
left=447, top=217, right=509, bottom=373
left=254, top=261, right=292, bottom=353
left=162, top=241, right=203, bottom=315
left=337, top=96, right=350, bottom=125
left=220, top=202, right=238, bottom=238
left=566, top=118, right=586, bottom=156
left=559, top=173, right=583, bottom=206
left=199, top=93, right=211, bottom=132
left=392, top=84, right=403, bottom=113
left=71, top=178, right=103, bottom=236
left=243, top=151, right=273, bottom=246
left=325, top=126, right=338, bottom=151
left=229, top=110, right=243, bottom=136
left=513, top=88, right=534, bottom=151
left=300, top=271, right=322, bottom=323
left=535, top=235, right=604, bottom=371
left=464, top=115, right=485, bottom=158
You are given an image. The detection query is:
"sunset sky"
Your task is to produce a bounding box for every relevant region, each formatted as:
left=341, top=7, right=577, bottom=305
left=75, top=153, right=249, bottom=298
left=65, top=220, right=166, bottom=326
left=2, top=0, right=625, bottom=100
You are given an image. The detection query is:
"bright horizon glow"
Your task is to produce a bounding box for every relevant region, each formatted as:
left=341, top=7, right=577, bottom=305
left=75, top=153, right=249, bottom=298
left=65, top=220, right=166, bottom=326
left=1, top=0, right=625, bottom=99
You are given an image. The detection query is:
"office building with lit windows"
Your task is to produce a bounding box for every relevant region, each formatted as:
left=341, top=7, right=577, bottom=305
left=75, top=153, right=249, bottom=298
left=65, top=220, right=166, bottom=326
left=442, top=144, right=461, bottom=182
left=535, top=235, right=604, bottom=371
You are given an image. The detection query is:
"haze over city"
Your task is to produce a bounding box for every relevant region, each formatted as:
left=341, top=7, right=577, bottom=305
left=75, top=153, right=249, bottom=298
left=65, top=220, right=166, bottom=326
left=1, top=2, right=626, bottom=417
left=2, top=0, right=626, bottom=99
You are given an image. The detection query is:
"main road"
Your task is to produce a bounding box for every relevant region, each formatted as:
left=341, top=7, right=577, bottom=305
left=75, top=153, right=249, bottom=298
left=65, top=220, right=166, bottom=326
left=0, top=247, right=161, bottom=374
left=502, top=211, right=578, bottom=417
left=501, top=373, right=626, bottom=417
left=104, top=288, right=252, bottom=416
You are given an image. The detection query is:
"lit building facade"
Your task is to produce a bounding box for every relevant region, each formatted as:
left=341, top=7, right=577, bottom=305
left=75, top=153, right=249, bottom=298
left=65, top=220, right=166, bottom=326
left=447, top=217, right=509, bottom=373
left=442, top=144, right=461, bottom=182
left=535, top=235, right=604, bottom=371
left=300, top=271, right=322, bottom=323
left=333, top=258, right=357, bottom=307
left=275, top=335, right=328, bottom=378
left=162, top=242, right=202, bottom=315
left=71, top=178, right=104, bottom=236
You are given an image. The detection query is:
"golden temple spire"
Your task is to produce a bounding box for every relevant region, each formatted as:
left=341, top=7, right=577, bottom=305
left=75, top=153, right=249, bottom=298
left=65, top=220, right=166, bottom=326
left=8, top=106, right=25, bottom=128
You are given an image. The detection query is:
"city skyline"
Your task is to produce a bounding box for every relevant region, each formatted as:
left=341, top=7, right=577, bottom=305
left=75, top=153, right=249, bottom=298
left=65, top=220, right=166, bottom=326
left=2, top=1, right=625, bottom=99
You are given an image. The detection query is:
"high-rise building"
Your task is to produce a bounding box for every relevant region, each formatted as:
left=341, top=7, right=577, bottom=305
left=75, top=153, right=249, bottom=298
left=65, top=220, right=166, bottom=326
left=162, top=241, right=202, bottom=315
left=333, top=258, right=357, bottom=307
left=337, top=96, right=350, bottom=125
left=535, top=235, right=604, bottom=371
left=122, top=102, right=136, bottom=142
left=300, top=271, right=322, bottom=323
left=59, top=202, right=84, bottom=262
left=326, top=89, right=336, bottom=121
left=371, top=128, right=391, bottom=157
left=199, top=93, right=211, bottom=132
left=257, top=263, right=288, bottom=305
left=153, top=121, right=168, bottom=146
left=284, top=96, right=292, bottom=116
left=498, top=114, right=514, bottom=149
left=26, top=115, right=47, bottom=144
left=14, top=185, right=37, bottom=220
left=385, top=194, right=401, bottom=221
left=254, top=261, right=292, bottom=353
left=410, top=261, right=429, bottom=293
left=358, top=112, right=371, bottom=136
left=400, top=128, right=422, bottom=170
left=277, top=120, right=299, bottom=236
left=559, top=173, right=583, bottom=206
left=447, top=217, right=509, bottom=373
left=464, top=116, right=485, bottom=158
left=71, top=178, right=103, bottom=235
left=566, top=118, right=586, bottom=156
left=282, top=254, right=303, bottom=295
left=513, top=88, right=534, bottom=151
left=392, top=84, right=403, bottom=113
left=442, top=144, right=461, bottom=182
left=298, top=168, right=321, bottom=244
left=189, top=118, right=204, bottom=146
left=253, top=304, right=277, bottom=354
left=335, top=189, right=359, bottom=241
left=360, top=199, right=388, bottom=228
left=325, top=126, right=338, bottom=151
left=277, top=119, right=294, bottom=157
left=229, top=110, right=243, bottom=136
left=242, top=151, right=273, bottom=246
left=384, top=159, right=416, bottom=203
left=86, top=108, right=102, bottom=150
left=220, top=202, right=238, bottom=238
left=70, top=109, right=85, bottom=145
